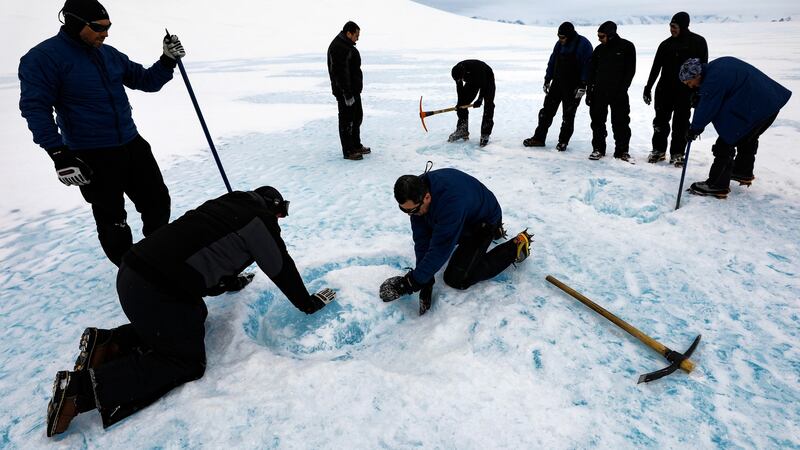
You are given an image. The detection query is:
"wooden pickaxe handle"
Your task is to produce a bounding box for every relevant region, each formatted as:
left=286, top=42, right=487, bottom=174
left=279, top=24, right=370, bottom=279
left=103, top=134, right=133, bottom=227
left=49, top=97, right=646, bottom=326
left=420, top=104, right=472, bottom=118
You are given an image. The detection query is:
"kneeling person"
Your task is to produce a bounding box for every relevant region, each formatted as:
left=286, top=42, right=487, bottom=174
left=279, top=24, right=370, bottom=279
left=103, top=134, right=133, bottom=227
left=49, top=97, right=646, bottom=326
left=46, top=186, right=336, bottom=437
left=381, top=168, right=532, bottom=314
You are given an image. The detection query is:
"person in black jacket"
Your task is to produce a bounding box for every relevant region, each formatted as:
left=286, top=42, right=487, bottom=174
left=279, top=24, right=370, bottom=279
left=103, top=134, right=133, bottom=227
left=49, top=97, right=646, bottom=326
left=327, top=21, right=370, bottom=160
left=448, top=60, right=496, bottom=147
left=44, top=187, right=336, bottom=437
left=586, top=21, right=636, bottom=161
left=644, top=12, right=708, bottom=166
left=523, top=22, right=593, bottom=151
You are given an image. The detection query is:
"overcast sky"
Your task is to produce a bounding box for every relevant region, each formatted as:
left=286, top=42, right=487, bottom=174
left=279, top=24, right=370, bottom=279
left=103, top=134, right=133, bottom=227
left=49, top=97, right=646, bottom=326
left=412, top=0, right=798, bottom=23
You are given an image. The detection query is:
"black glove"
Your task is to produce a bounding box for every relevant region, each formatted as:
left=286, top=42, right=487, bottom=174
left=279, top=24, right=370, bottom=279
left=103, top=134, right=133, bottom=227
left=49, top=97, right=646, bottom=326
left=472, top=99, right=482, bottom=108
left=686, top=128, right=701, bottom=141
left=46, top=146, right=93, bottom=186
left=206, top=272, right=255, bottom=296
left=574, top=83, right=587, bottom=100
left=543, top=80, right=551, bottom=94
left=643, top=86, right=652, bottom=105
left=419, top=280, right=434, bottom=315
left=311, top=288, right=336, bottom=305
left=379, top=271, right=418, bottom=302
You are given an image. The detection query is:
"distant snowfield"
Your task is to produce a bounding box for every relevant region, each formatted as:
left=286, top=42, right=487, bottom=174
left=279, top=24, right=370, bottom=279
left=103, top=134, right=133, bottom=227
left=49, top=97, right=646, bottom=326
left=1, top=1, right=799, bottom=448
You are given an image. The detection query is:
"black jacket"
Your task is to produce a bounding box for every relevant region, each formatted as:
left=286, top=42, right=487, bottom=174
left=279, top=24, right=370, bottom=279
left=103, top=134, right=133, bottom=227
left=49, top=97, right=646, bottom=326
left=645, top=30, right=708, bottom=91
left=452, top=60, right=495, bottom=106
left=588, top=36, right=636, bottom=94
left=327, top=32, right=362, bottom=98
left=123, top=190, right=324, bottom=314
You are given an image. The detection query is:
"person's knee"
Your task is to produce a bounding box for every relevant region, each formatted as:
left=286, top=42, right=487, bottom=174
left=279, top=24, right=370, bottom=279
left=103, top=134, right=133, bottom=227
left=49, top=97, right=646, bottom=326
left=443, top=271, right=471, bottom=290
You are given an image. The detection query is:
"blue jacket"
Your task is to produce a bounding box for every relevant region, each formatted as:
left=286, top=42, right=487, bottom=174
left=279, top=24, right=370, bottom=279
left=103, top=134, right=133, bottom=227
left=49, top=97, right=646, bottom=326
left=19, top=29, right=175, bottom=151
left=409, top=169, right=502, bottom=285
left=691, top=57, right=791, bottom=144
left=545, top=34, right=593, bottom=84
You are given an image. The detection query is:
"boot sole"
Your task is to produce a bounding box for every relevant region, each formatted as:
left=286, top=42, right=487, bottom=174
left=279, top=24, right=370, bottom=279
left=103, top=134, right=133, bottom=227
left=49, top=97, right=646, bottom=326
left=688, top=188, right=729, bottom=199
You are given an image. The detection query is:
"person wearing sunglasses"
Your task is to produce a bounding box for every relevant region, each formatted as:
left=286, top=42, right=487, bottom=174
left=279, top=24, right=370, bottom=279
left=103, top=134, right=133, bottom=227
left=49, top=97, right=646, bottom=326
left=19, top=0, right=186, bottom=267
left=45, top=186, right=337, bottom=436
left=380, top=167, right=533, bottom=315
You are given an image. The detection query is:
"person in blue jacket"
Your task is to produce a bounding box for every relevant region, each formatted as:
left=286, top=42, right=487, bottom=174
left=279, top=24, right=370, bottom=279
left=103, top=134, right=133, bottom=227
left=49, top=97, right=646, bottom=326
left=19, top=0, right=185, bottom=266
left=680, top=57, right=792, bottom=198
left=523, top=22, right=593, bottom=152
left=380, top=167, right=533, bottom=315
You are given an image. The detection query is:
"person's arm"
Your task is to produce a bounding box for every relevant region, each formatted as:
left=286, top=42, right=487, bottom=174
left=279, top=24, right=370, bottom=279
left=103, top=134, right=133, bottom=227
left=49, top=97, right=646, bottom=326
left=410, top=198, right=466, bottom=285
left=690, top=77, right=724, bottom=133
left=577, top=38, right=594, bottom=84
left=645, top=42, right=665, bottom=89
left=544, top=42, right=559, bottom=82
left=18, top=50, right=64, bottom=150
left=411, top=216, right=432, bottom=266
left=698, top=36, right=709, bottom=64
left=624, top=41, right=636, bottom=88
left=117, top=48, right=175, bottom=92
left=329, top=45, right=354, bottom=99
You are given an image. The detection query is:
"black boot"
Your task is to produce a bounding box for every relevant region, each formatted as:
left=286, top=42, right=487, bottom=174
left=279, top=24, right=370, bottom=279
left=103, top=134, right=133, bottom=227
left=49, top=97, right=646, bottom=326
left=46, top=370, right=96, bottom=437
left=74, top=328, right=118, bottom=371
left=448, top=119, right=469, bottom=142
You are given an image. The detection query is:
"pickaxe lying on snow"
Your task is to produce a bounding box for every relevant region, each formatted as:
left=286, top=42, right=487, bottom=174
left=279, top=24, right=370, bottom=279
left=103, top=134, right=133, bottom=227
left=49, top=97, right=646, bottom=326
left=418, top=96, right=476, bottom=132
left=546, top=275, right=701, bottom=384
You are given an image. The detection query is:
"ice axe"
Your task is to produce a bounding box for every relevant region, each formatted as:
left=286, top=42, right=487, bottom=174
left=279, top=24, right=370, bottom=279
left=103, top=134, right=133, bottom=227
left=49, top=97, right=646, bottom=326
left=418, top=96, right=475, bottom=132
left=546, top=275, right=701, bottom=383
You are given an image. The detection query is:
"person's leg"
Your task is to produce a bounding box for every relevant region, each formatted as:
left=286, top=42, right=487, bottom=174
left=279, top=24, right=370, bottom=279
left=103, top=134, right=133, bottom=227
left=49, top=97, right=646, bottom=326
left=589, top=98, right=609, bottom=155
left=336, top=96, right=355, bottom=156
left=610, top=91, right=632, bottom=156
left=442, top=232, right=494, bottom=290
left=706, top=137, right=736, bottom=188
left=352, top=94, right=364, bottom=148
left=558, top=94, right=580, bottom=145
left=669, top=93, right=691, bottom=158
left=531, top=86, right=564, bottom=142
left=733, top=112, right=779, bottom=178
left=651, top=86, right=673, bottom=155
left=480, top=77, right=496, bottom=137
left=121, top=135, right=171, bottom=237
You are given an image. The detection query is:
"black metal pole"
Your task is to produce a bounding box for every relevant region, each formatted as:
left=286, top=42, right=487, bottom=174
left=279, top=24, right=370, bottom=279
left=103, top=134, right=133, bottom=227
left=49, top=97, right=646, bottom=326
left=675, top=141, right=693, bottom=210
left=168, top=29, right=232, bottom=193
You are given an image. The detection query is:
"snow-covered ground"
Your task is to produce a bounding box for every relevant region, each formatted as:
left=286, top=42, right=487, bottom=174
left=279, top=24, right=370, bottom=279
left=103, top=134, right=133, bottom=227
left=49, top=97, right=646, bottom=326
left=1, top=0, right=799, bottom=448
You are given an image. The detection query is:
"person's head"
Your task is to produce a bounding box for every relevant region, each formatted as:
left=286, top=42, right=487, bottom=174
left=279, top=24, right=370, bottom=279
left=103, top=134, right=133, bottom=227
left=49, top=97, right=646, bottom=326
left=597, top=21, right=617, bottom=44
left=451, top=63, right=465, bottom=82
left=61, top=0, right=111, bottom=48
left=394, top=175, right=431, bottom=216
left=255, top=186, right=290, bottom=218
left=557, top=22, right=576, bottom=44
left=679, top=58, right=704, bottom=88
left=343, top=21, right=360, bottom=43
left=670, top=12, right=690, bottom=37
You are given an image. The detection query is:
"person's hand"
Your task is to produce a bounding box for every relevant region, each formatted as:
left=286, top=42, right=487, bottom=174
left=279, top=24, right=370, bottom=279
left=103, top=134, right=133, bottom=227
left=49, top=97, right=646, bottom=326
left=379, top=272, right=416, bottom=302
left=472, top=99, right=482, bottom=108
left=206, top=272, right=255, bottom=296
left=46, top=146, right=93, bottom=186
left=643, top=86, right=652, bottom=105
left=574, top=83, right=587, bottom=100
left=686, top=128, right=701, bottom=141
left=419, top=280, right=434, bottom=315
left=163, top=34, right=185, bottom=60
left=312, top=288, right=336, bottom=305
left=344, top=96, right=356, bottom=107
left=543, top=80, right=551, bottom=94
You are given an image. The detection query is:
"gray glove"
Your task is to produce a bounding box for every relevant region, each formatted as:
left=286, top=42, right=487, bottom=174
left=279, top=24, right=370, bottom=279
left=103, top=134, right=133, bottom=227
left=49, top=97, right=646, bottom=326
left=543, top=80, right=551, bottom=94
left=344, top=96, right=355, bottom=107
left=46, top=146, right=93, bottom=187
left=163, top=34, right=186, bottom=60
left=312, top=288, right=336, bottom=305
left=575, top=85, right=587, bottom=100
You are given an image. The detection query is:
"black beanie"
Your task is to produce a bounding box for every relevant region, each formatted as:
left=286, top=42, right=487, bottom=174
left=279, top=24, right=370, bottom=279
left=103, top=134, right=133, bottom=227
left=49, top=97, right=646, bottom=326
left=558, top=22, right=577, bottom=39
left=62, top=0, right=109, bottom=36
left=671, top=12, right=690, bottom=30
left=451, top=63, right=465, bottom=81
left=598, top=21, right=617, bottom=38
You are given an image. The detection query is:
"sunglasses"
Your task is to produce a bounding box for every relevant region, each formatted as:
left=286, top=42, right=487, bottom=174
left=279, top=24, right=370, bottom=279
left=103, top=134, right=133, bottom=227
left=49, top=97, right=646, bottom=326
left=399, top=201, right=422, bottom=215
left=65, top=12, right=112, bottom=32
left=598, top=33, right=608, bottom=39
left=273, top=199, right=290, bottom=217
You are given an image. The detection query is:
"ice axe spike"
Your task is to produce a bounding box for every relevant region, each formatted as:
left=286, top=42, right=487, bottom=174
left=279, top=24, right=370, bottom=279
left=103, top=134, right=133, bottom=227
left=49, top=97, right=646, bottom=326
left=545, top=275, right=700, bottom=384
left=418, top=96, right=474, bottom=133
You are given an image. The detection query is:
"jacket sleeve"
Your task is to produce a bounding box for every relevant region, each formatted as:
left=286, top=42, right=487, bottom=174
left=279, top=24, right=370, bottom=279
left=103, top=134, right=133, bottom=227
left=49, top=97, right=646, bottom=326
left=624, top=41, right=637, bottom=88
left=410, top=197, right=467, bottom=285
left=697, top=35, right=709, bottom=64
left=587, top=49, right=599, bottom=86
left=544, top=42, right=559, bottom=82
left=577, top=38, right=594, bottom=84
left=18, top=50, right=64, bottom=150
left=329, top=45, right=353, bottom=98
left=116, top=50, right=174, bottom=92
left=645, top=42, right=665, bottom=89
left=411, top=216, right=432, bottom=265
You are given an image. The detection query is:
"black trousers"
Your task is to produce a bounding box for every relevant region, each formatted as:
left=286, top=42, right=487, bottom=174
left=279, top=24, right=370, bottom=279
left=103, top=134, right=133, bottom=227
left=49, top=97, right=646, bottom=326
left=532, top=81, right=581, bottom=145
left=78, top=135, right=171, bottom=266
left=707, top=112, right=779, bottom=188
left=590, top=91, right=631, bottom=155
left=335, top=94, right=363, bottom=156
left=442, top=224, right=517, bottom=290
left=90, top=264, right=208, bottom=428
left=652, top=84, right=691, bottom=156
left=456, top=72, right=496, bottom=136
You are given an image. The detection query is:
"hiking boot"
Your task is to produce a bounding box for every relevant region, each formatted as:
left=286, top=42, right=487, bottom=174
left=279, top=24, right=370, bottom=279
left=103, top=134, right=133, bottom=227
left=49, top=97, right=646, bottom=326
left=731, top=173, right=755, bottom=186
left=513, top=229, right=534, bottom=264
left=689, top=181, right=730, bottom=199
left=74, top=328, right=117, bottom=371
left=355, top=146, right=371, bottom=155
left=647, top=151, right=666, bottom=163
left=615, top=152, right=633, bottom=162
left=523, top=137, right=545, bottom=147
left=588, top=150, right=604, bottom=160
left=670, top=153, right=685, bottom=167
left=46, top=371, right=95, bottom=437
left=479, top=135, right=489, bottom=147
left=448, top=120, right=469, bottom=142
left=343, top=152, right=364, bottom=161
left=556, top=142, right=568, bottom=152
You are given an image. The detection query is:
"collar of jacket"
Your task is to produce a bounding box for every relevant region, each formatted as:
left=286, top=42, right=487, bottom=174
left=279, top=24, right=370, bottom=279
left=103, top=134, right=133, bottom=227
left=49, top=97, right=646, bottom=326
left=57, top=26, right=95, bottom=50
left=337, top=31, right=355, bottom=47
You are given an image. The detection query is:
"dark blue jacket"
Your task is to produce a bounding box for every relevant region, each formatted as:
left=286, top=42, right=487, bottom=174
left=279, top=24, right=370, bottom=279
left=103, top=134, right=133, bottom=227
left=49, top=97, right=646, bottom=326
left=409, top=169, right=502, bottom=285
left=545, top=35, right=593, bottom=84
left=691, top=57, right=792, bottom=144
left=19, top=29, right=175, bottom=151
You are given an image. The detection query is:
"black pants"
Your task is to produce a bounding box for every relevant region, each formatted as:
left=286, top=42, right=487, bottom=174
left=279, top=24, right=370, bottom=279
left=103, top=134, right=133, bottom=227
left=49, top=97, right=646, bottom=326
left=90, top=264, right=208, bottom=428
left=335, top=94, right=363, bottom=156
left=78, top=135, right=171, bottom=266
left=442, top=224, right=517, bottom=290
left=652, top=84, right=691, bottom=156
left=456, top=72, right=496, bottom=136
left=532, top=81, right=581, bottom=145
left=590, top=91, right=631, bottom=155
left=707, top=112, right=779, bottom=188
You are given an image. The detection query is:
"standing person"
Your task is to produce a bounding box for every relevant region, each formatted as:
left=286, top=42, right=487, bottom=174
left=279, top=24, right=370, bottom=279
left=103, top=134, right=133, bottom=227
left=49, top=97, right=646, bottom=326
left=523, top=22, right=593, bottom=152
left=380, top=167, right=533, bottom=315
left=18, top=0, right=185, bottom=266
left=448, top=60, right=496, bottom=147
left=586, top=21, right=636, bottom=161
left=644, top=12, right=708, bottom=166
left=45, top=187, right=337, bottom=436
left=680, top=58, right=792, bottom=198
left=327, top=21, right=370, bottom=161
